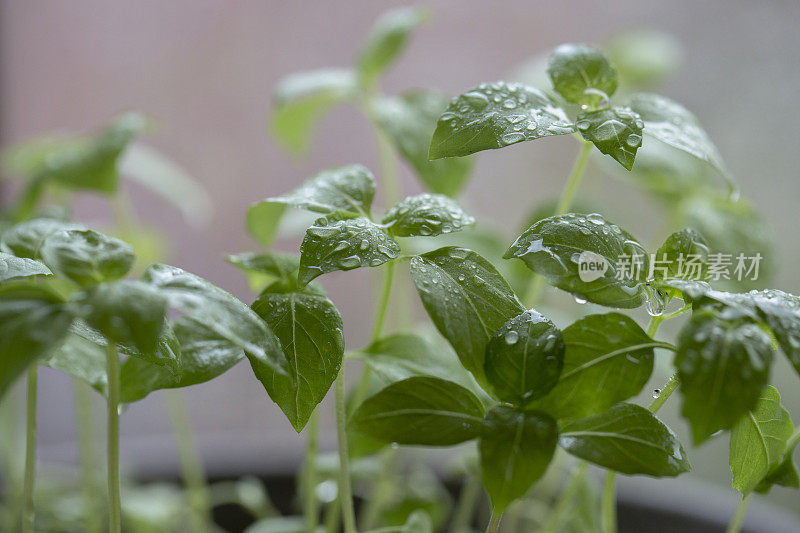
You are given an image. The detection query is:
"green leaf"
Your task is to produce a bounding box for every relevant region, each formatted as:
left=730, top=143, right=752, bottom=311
left=374, top=93, right=474, bottom=197
left=356, top=6, right=429, bottom=86
left=730, top=386, right=794, bottom=494
left=298, top=215, right=399, bottom=286
left=627, top=93, right=726, bottom=175
left=547, top=44, right=618, bottom=106
left=118, top=143, right=213, bottom=228
left=676, top=309, right=773, bottom=444
left=119, top=319, right=240, bottom=403
left=429, top=82, right=574, bottom=159
left=44, top=331, right=110, bottom=394
left=0, top=282, right=74, bottom=396
left=479, top=406, right=558, bottom=513
left=755, top=442, right=799, bottom=494
left=606, top=30, right=681, bottom=89
left=409, top=247, right=524, bottom=387
left=40, top=229, right=135, bottom=287
left=246, top=202, right=287, bottom=249
left=32, top=112, right=146, bottom=193
left=531, top=313, right=659, bottom=419
left=654, top=228, right=709, bottom=282
left=1, top=218, right=83, bottom=259
left=382, top=193, right=475, bottom=237
left=576, top=107, right=643, bottom=170
left=0, top=252, right=51, bottom=282
left=250, top=285, right=344, bottom=432
left=483, top=309, right=564, bottom=406
left=354, top=333, right=488, bottom=402
left=371, top=91, right=474, bottom=197
left=78, top=280, right=169, bottom=366
left=350, top=376, right=486, bottom=446
left=142, top=263, right=287, bottom=375
left=270, top=68, right=356, bottom=156
left=227, top=251, right=300, bottom=292
left=559, top=403, right=691, bottom=477
left=256, top=164, right=375, bottom=218
left=504, top=213, right=649, bottom=308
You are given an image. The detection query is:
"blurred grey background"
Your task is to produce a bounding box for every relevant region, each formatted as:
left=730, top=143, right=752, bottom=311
left=1, top=0, right=799, bottom=526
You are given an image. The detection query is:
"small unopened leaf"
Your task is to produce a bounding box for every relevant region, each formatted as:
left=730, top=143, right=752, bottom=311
left=0, top=282, right=74, bottom=396
left=383, top=193, right=474, bottom=237
left=227, top=251, right=300, bottom=291
left=576, top=107, right=643, bottom=170
left=372, top=91, right=474, bottom=197
left=532, top=313, right=658, bottom=419
left=676, top=309, right=773, bottom=444
left=0, top=252, right=51, bottom=282
left=505, top=213, right=649, bottom=308
left=409, top=247, right=524, bottom=387
left=350, top=376, right=485, bottom=446
left=298, top=215, right=399, bottom=285
left=429, top=82, right=574, bottom=159
left=256, top=164, right=375, bottom=218
left=357, top=6, right=429, bottom=86
left=559, top=403, right=690, bottom=477
left=479, top=406, right=558, bottom=512
left=270, top=68, right=356, bottom=156
left=40, top=229, right=134, bottom=287
left=627, top=93, right=726, bottom=175
left=250, top=285, right=344, bottom=432
left=483, top=309, right=564, bottom=406
left=730, top=386, right=794, bottom=494
left=547, top=44, right=618, bottom=106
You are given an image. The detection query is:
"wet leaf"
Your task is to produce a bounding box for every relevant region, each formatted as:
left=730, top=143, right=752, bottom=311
left=531, top=313, right=659, bottom=419
left=559, top=403, right=691, bottom=476
left=653, top=227, right=709, bottom=283
left=576, top=107, right=643, bottom=170
left=505, top=213, right=649, bottom=308
left=298, top=215, right=399, bottom=285
left=547, top=44, right=618, bottom=106
left=382, top=193, right=475, bottom=237
left=483, top=309, right=564, bottom=406
left=1, top=218, right=83, bottom=259
left=409, top=247, right=524, bottom=388
left=429, top=81, right=574, bottom=159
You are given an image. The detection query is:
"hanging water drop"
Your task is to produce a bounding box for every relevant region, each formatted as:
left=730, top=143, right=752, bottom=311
left=504, top=330, right=519, bottom=345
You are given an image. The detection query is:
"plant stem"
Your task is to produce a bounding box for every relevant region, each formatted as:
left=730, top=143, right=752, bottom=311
left=601, top=470, right=616, bottom=533
left=524, top=142, right=593, bottom=306
left=166, top=390, right=212, bottom=532
left=648, top=373, right=680, bottom=413
left=451, top=474, right=481, bottom=533
left=485, top=511, right=503, bottom=533
left=105, top=342, right=122, bottom=533
left=360, top=446, right=398, bottom=530
left=726, top=494, right=751, bottom=533
left=304, top=410, right=320, bottom=533
left=73, top=379, right=101, bottom=533
left=370, top=261, right=395, bottom=344
left=335, top=371, right=357, bottom=533
left=21, top=366, right=37, bottom=533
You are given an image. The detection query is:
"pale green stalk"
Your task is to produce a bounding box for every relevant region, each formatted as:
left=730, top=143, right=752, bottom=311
left=726, top=494, right=751, bottom=533
left=485, top=511, right=503, bottom=533
left=335, top=371, right=357, bottom=533
left=304, top=410, right=320, bottom=533
left=105, top=343, right=121, bottom=533
left=73, top=379, right=101, bottom=533
left=600, top=471, right=616, bottom=533
left=451, top=474, right=481, bottom=533
left=21, top=366, right=37, bottom=533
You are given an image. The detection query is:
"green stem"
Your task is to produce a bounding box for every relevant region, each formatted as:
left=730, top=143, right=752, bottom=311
left=601, top=470, right=616, bottom=533
left=726, top=494, right=751, bottom=533
left=324, top=495, right=342, bottom=533
left=304, top=410, right=320, bottom=533
left=648, top=373, right=680, bottom=414
left=543, top=462, right=589, bottom=533
left=105, top=342, right=121, bottom=533
left=335, top=371, right=357, bottom=533
left=166, top=390, right=212, bottom=532
left=451, top=474, right=481, bottom=532
left=360, top=446, right=398, bottom=530
left=524, top=142, right=593, bottom=306
left=370, top=261, right=395, bottom=344
left=485, top=511, right=503, bottom=533
left=21, top=366, right=37, bottom=533
left=73, top=379, right=101, bottom=533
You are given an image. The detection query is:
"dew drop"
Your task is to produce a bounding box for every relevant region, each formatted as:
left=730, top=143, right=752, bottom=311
left=574, top=295, right=587, bottom=305
left=652, top=388, right=662, bottom=399
left=504, top=331, right=519, bottom=345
